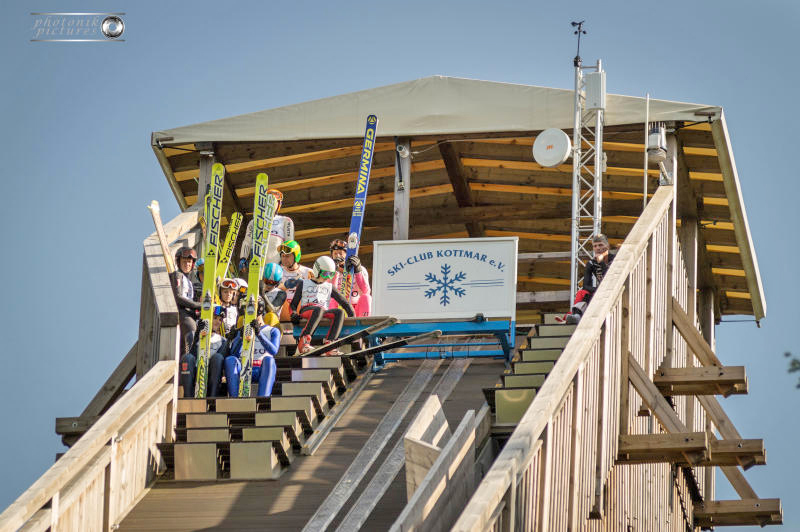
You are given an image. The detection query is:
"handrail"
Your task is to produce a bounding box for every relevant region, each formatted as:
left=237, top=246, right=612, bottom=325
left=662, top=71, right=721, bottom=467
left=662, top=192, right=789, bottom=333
left=454, top=185, right=675, bottom=530
left=0, top=362, right=174, bottom=531
left=1, top=208, right=202, bottom=531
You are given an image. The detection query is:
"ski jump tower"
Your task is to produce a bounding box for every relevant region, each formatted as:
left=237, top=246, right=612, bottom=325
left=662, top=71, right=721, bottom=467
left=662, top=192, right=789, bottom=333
left=0, top=73, right=781, bottom=531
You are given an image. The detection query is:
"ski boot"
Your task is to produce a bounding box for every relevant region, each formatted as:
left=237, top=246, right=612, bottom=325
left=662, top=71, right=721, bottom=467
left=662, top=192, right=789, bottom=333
left=296, top=334, right=313, bottom=355
left=322, top=339, right=342, bottom=356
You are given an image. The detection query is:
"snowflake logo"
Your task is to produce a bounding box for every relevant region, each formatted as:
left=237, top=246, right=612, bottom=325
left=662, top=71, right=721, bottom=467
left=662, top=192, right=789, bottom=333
left=424, top=264, right=467, bottom=306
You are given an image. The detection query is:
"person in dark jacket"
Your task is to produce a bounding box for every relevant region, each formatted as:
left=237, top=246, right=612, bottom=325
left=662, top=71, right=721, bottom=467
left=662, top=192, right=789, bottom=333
left=566, top=234, right=615, bottom=324
left=170, top=247, right=201, bottom=355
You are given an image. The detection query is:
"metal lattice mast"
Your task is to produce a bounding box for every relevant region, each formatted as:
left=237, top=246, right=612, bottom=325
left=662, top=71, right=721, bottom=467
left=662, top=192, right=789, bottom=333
left=569, top=22, right=605, bottom=298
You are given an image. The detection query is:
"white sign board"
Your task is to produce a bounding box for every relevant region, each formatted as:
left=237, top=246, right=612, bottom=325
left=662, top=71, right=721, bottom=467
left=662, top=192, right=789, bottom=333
left=372, top=237, right=518, bottom=321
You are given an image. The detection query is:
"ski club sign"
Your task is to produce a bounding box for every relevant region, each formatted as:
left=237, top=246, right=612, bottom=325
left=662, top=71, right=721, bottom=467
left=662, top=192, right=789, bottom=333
left=372, top=237, right=518, bottom=320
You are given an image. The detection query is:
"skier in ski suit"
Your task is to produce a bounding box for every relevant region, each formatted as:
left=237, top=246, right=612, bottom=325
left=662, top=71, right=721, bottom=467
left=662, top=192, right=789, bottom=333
left=260, top=262, right=287, bottom=327
left=179, top=306, right=230, bottom=397
left=224, top=313, right=281, bottom=397
left=290, top=256, right=355, bottom=355
left=279, top=240, right=312, bottom=321
left=565, top=234, right=615, bottom=324
left=170, top=246, right=201, bottom=356
left=328, top=238, right=371, bottom=317
left=238, top=189, right=294, bottom=273
left=216, top=278, right=239, bottom=334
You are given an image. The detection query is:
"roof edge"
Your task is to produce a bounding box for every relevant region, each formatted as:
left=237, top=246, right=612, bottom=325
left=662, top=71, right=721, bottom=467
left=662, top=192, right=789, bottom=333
left=711, top=112, right=766, bottom=321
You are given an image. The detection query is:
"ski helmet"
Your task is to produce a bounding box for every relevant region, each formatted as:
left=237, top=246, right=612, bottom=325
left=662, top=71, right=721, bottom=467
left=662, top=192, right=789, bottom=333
left=279, top=240, right=301, bottom=264
left=175, top=247, right=197, bottom=262
left=313, top=256, right=337, bottom=280
left=329, top=239, right=347, bottom=251
left=267, top=189, right=283, bottom=210
left=263, top=262, right=283, bottom=283
left=235, top=278, right=248, bottom=297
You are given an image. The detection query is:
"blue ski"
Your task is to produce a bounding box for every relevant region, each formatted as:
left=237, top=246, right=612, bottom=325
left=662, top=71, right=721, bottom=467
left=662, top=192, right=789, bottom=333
left=344, top=115, right=378, bottom=300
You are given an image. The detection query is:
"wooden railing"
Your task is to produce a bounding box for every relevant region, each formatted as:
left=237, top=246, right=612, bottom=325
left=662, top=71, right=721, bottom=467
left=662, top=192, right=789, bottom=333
left=0, top=210, right=200, bottom=531
left=454, top=185, right=710, bottom=531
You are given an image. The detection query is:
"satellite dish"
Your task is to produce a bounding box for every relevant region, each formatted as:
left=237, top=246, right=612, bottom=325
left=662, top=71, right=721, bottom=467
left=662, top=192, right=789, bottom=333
left=533, top=128, right=572, bottom=167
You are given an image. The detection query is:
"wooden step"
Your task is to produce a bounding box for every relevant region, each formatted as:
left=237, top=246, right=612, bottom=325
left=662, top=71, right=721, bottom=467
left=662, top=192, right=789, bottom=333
left=270, top=396, right=317, bottom=430
left=278, top=382, right=330, bottom=417
left=542, top=312, right=567, bottom=325
left=512, top=361, right=555, bottom=375
left=495, top=388, right=537, bottom=425
left=519, top=348, right=562, bottom=362
left=503, top=374, right=546, bottom=388
left=535, top=323, right=577, bottom=337
left=528, top=335, right=571, bottom=350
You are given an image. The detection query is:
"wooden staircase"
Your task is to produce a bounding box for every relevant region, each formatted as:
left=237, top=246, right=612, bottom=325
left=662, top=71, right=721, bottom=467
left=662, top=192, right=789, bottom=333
left=157, top=350, right=374, bottom=481
left=483, top=313, right=575, bottom=427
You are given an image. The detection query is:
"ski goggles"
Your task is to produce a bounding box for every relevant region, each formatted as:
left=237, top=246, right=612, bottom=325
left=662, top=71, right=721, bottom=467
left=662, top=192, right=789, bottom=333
left=263, top=279, right=280, bottom=287
left=177, top=249, right=197, bottom=260
left=220, top=279, right=238, bottom=290
left=329, top=239, right=347, bottom=251
left=317, top=270, right=336, bottom=280
left=213, top=306, right=227, bottom=317
left=279, top=245, right=295, bottom=255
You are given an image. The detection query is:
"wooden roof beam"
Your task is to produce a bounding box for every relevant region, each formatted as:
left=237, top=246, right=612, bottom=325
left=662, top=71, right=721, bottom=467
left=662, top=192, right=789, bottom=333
left=438, top=142, right=484, bottom=237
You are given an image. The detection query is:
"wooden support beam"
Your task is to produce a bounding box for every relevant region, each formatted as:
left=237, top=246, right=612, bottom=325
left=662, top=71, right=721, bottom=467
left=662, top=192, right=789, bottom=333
left=694, top=499, right=782, bottom=527
left=708, top=439, right=766, bottom=468
left=618, top=433, right=709, bottom=465
left=54, top=342, right=139, bottom=446
left=672, top=297, right=723, bottom=367
left=628, top=357, right=759, bottom=499
left=618, top=434, right=765, bottom=468
left=280, top=184, right=453, bottom=215
left=439, top=141, right=484, bottom=237
left=653, top=366, right=747, bottom=397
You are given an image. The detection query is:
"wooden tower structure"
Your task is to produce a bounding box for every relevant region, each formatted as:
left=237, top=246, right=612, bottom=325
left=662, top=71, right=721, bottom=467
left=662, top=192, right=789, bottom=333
left=0, top=77, right=780, bottom=531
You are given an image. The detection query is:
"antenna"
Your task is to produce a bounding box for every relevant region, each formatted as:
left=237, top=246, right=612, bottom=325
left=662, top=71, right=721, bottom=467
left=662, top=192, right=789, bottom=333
left=569, top=20, right=606, bottom=299
left=571, top=20, right=586, bottom=67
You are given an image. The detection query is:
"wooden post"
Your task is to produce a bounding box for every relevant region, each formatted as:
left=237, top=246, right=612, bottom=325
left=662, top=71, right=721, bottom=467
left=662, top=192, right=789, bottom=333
left=393, top=137, right=411, bottom=240
left=619, top=280, right=631, bottom=436
left=680, top=218, right=698, bottom=428
left=195, top=147, right=215, bottom=214
left=661, top=135, right=678, bottom=371
left=699, top=287, right=716, bottom=500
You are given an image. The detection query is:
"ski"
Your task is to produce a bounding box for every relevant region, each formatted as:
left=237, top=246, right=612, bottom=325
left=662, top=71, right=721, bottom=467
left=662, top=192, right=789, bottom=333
left=195, top=163, right=225, bottom=398
left=299, top=316, right=398, bottom=357
left=218, top=211, right=242, bottom=279
left=239, top=173, right=278, bottom=397
left=343, top=115, right=378, bottom=301
left=146, top=200, right=175, bottom=274
left=318, top=329, right=442, bottom=360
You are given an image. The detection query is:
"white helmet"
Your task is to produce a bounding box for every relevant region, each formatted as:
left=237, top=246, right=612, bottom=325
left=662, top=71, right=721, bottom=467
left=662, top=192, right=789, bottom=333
left=313, top=255, right=337, bottom=280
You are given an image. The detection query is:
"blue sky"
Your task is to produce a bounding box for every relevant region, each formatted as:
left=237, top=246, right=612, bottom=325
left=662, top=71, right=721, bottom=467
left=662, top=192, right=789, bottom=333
left=1, top=0, right=796, bottom=528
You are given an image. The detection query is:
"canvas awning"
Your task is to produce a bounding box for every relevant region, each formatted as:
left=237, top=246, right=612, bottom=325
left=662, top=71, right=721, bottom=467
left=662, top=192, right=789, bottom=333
left=151, top=76, right=764, bottom=320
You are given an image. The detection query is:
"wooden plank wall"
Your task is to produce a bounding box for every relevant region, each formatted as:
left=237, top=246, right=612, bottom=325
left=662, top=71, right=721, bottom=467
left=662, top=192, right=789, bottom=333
left=454, top=185, right=718, bottom=531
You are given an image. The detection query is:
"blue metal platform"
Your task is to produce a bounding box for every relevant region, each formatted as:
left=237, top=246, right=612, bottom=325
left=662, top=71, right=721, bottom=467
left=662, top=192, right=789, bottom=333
left=293, top=316, right=515, bottom=364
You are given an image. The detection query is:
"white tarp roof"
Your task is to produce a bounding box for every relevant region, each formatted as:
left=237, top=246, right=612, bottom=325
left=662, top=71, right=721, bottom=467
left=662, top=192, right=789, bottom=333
left=153, top=76, right=720, bottom=145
